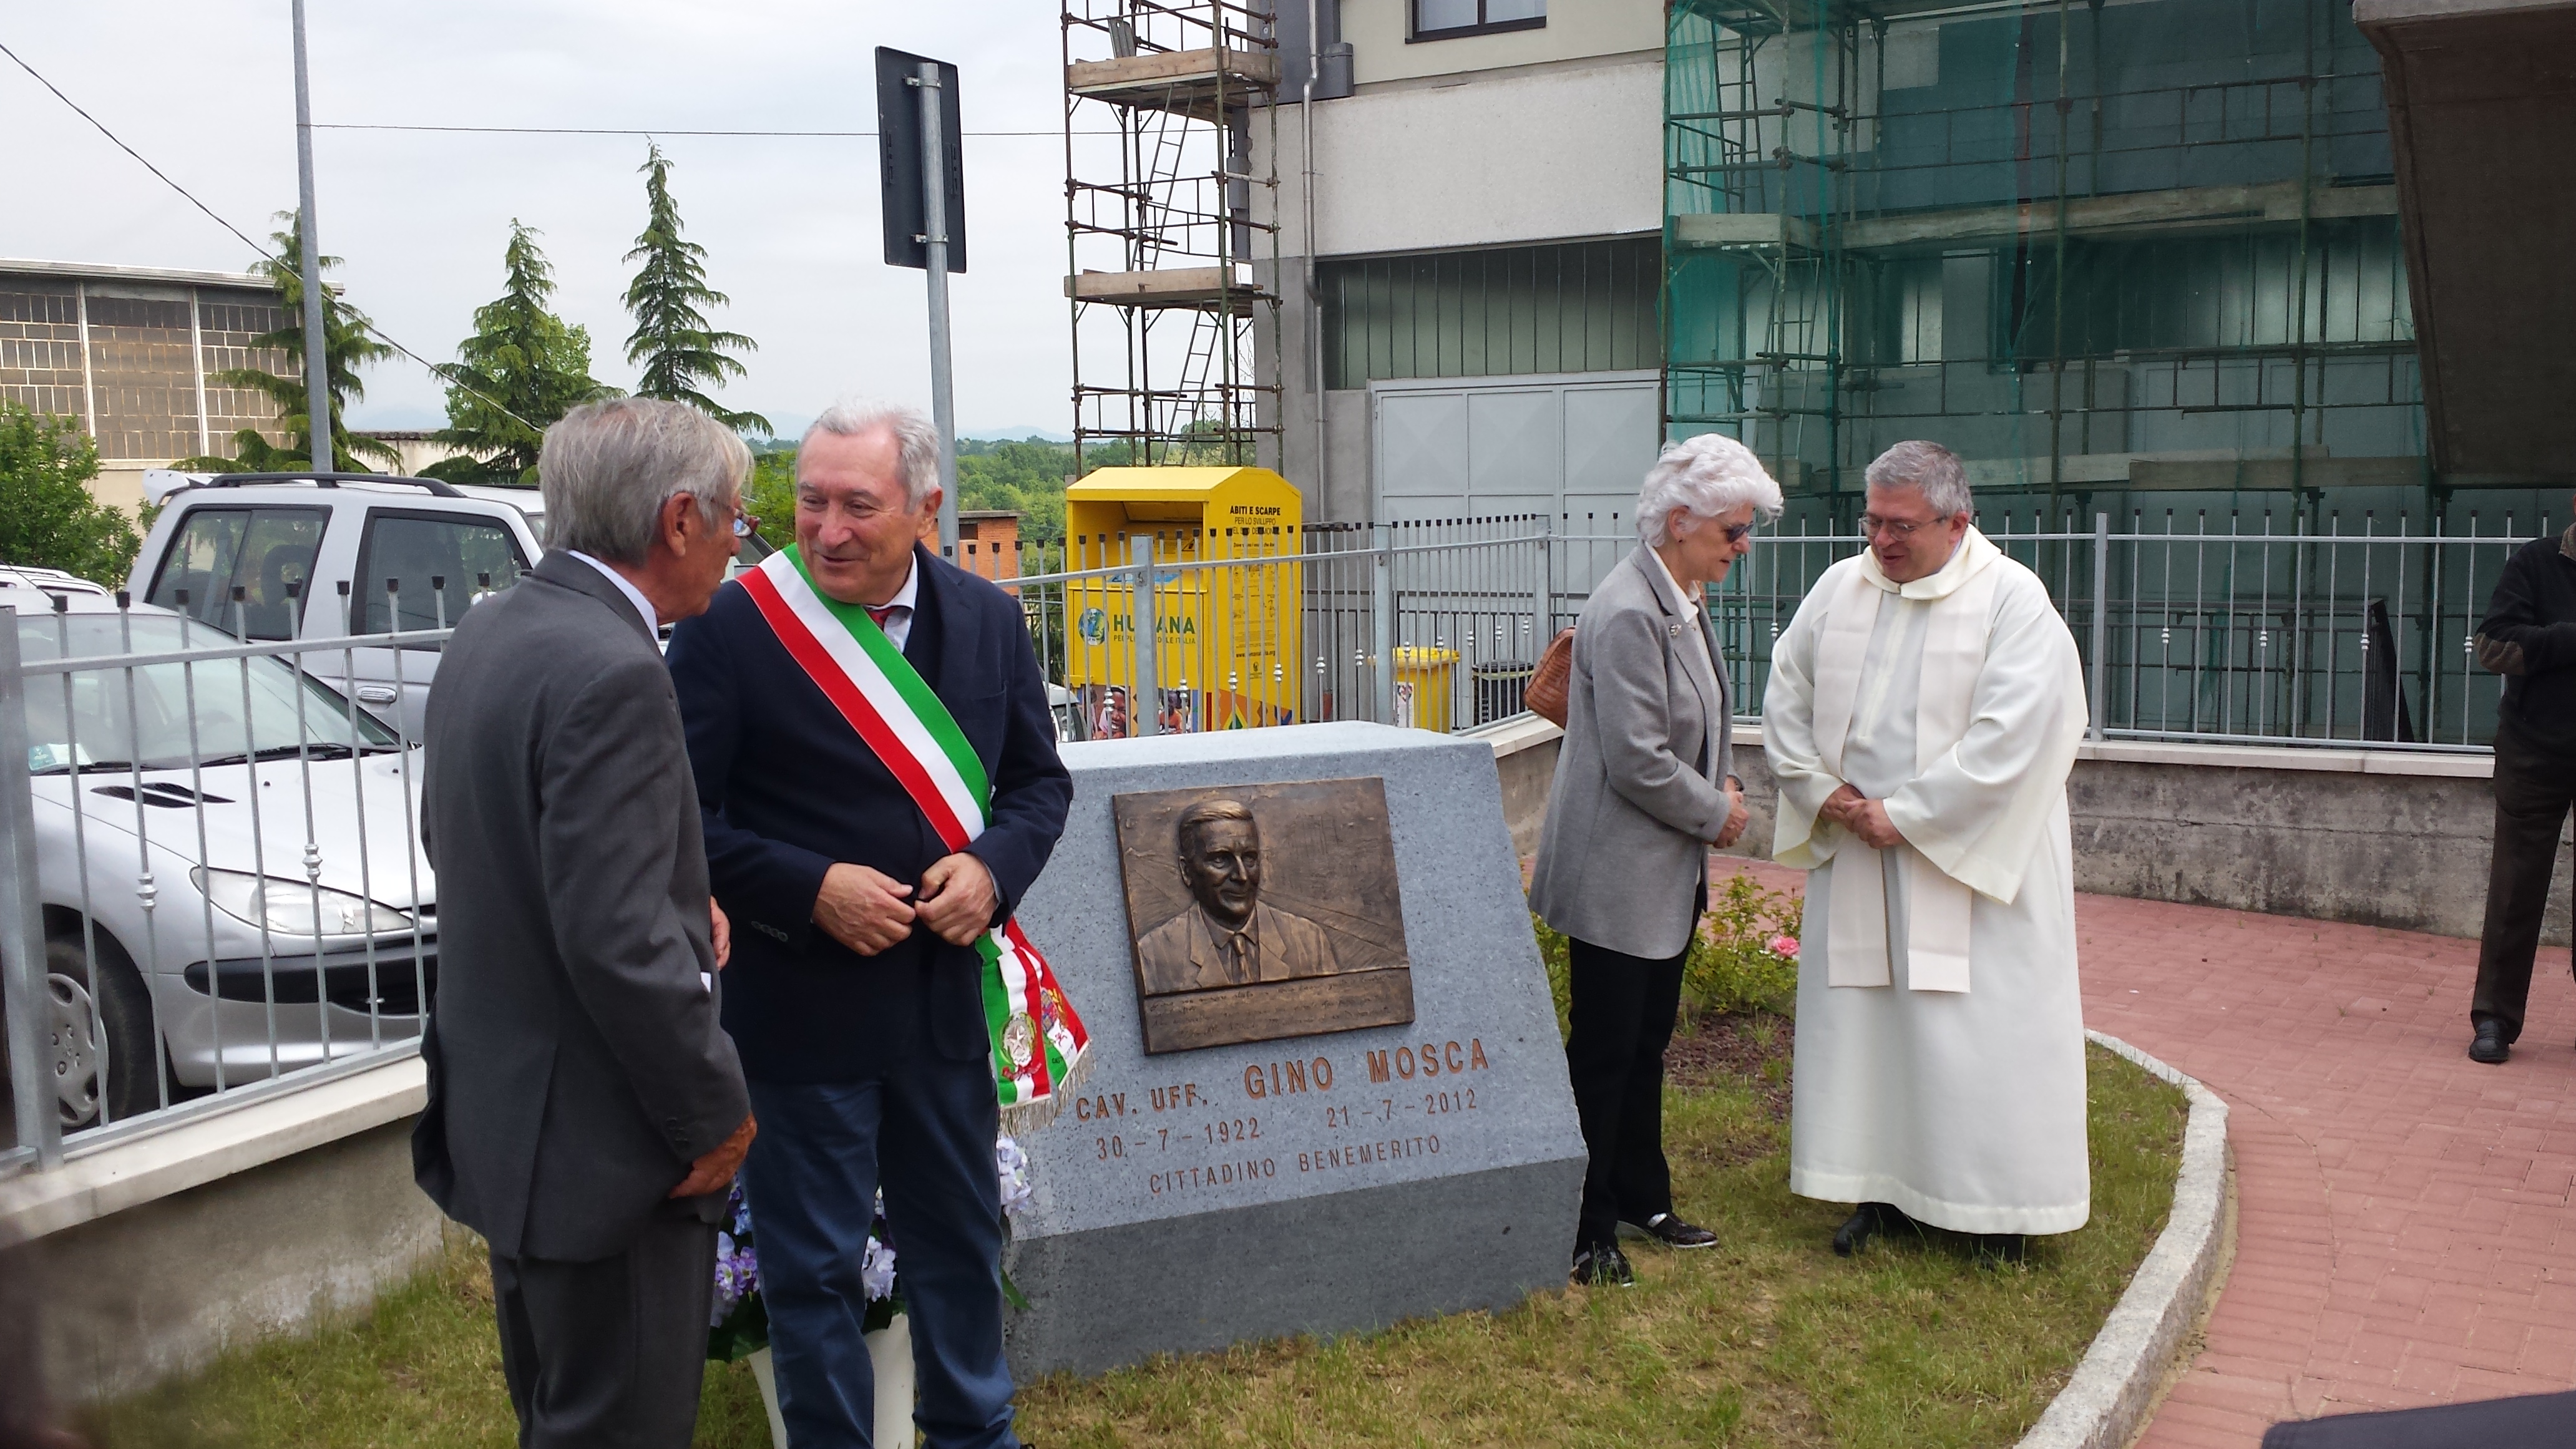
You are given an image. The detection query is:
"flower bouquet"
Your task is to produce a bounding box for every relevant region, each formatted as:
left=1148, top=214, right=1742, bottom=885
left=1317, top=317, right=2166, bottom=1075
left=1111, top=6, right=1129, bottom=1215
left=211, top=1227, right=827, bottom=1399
left=707, top=1132, right=1035, bottom=1360
left=708, top=1183, right=769, bottom=1361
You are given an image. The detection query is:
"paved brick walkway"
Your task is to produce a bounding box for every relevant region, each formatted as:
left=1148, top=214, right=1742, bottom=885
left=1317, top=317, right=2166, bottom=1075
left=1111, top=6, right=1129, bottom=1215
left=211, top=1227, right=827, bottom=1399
left=1717, top=857, right=2576, bottom=1443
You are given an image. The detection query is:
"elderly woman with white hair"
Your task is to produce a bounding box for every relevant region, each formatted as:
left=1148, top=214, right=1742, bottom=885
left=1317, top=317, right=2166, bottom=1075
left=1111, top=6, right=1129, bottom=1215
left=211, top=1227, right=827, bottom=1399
left=1530, top=432, right=1784, bottom=1286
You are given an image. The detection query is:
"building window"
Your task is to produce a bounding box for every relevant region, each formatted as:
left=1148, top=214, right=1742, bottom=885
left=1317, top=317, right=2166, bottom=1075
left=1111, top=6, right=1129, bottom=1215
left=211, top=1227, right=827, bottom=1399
left=1412, top=0, right=1545, bottom=42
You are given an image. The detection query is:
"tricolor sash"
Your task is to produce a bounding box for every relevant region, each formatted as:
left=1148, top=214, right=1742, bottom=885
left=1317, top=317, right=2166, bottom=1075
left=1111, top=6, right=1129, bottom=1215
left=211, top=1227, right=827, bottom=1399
left=738, top=546, right=1090, bottom=1131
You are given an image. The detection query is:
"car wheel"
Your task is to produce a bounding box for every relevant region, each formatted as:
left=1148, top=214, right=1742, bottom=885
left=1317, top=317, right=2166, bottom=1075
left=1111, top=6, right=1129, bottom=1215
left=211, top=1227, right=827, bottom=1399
left=46, top=934, right=160, bottom=1131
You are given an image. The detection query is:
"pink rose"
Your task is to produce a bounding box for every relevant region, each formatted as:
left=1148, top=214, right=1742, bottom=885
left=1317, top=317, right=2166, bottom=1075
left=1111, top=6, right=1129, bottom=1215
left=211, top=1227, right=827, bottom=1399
left=1770, top=934, right=1800, bottom=959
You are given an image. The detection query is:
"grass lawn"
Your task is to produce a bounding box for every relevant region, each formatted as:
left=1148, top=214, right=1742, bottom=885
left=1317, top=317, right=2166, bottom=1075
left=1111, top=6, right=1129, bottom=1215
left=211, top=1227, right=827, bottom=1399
left=83, top=1023, right=2184, bottom=1449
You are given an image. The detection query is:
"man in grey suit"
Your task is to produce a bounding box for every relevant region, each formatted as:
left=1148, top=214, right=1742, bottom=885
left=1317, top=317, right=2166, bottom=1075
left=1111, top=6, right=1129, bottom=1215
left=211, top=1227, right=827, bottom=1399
left=419, top=398, right=757, bottom=1447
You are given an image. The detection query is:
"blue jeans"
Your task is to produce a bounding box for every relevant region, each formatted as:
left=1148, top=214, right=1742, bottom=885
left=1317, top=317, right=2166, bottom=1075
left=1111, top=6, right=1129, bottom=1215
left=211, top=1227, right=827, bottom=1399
left=743, top=1058, right=1018, bottom=1449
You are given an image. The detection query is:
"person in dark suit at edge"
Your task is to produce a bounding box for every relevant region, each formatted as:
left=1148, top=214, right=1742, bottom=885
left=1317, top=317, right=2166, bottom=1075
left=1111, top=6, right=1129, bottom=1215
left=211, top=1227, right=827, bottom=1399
left=2467, top=497, right=2576, bottom=1065
left=666, top=399, right=1071, bottom=1449
left=417, top=397, right=757, bottom=1448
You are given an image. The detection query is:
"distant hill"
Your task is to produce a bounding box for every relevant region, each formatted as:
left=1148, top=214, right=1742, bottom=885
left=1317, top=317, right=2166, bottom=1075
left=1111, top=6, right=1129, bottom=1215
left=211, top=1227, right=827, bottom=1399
left=961, top=426, right=1074, bottom=444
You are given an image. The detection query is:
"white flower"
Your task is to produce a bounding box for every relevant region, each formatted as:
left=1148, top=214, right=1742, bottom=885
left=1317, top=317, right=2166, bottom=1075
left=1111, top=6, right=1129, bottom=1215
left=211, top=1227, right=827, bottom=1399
left=861, top=1236, right=899, bottom=1302
left=996, top=1133, right=1033, bottom=1219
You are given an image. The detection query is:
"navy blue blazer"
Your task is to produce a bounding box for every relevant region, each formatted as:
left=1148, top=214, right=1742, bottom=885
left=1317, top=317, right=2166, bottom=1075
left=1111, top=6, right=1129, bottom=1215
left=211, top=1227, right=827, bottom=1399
left=665, top=546, right=1072, bottom=1083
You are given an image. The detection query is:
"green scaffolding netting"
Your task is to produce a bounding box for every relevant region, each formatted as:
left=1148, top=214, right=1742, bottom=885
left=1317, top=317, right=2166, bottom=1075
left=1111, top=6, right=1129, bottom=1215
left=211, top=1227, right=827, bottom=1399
left=1662, top=0, right=2542, bottom=744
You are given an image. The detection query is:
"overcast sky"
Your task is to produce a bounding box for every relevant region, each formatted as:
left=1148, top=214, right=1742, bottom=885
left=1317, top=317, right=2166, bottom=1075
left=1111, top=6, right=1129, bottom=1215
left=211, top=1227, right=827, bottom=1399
left=6, top=1, right=1093, bottom=439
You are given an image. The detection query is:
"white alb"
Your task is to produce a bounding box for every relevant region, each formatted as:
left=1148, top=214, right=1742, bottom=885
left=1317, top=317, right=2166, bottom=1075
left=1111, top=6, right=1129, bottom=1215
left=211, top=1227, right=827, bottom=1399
left=1765, top=528, right=2092, bottom=1235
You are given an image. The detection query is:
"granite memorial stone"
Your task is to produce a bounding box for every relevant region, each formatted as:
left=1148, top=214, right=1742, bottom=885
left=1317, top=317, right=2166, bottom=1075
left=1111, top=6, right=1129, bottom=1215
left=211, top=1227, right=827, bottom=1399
left=1002, top=722, right=1586, bottom=1380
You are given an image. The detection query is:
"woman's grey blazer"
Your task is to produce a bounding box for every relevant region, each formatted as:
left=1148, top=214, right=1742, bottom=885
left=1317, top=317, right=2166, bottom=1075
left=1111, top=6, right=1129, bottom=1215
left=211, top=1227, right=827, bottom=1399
left=1529, top=546, right=1734, bottom=960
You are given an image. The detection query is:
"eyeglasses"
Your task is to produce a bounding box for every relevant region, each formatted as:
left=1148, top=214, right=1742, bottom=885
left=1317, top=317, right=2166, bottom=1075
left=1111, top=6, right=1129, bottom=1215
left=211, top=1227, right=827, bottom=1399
left=1859, top=514, right=1935, bottom=540
left=1722, top=522, right=1757, bottom=544
left=731, top=514, right=755, bottom=539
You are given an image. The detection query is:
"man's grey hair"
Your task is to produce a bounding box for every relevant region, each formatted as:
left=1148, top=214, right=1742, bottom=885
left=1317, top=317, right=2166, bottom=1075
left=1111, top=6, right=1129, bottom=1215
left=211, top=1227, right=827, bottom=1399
left=538, top=398, right=750, bottom=565
left=1177, top=798, right=1257, bottom=854
left=801, top=398, right=942, bottom=507
left=1865, top=440, right=1971, bottom=518
left=1636, top=433, right=1786, bottom=547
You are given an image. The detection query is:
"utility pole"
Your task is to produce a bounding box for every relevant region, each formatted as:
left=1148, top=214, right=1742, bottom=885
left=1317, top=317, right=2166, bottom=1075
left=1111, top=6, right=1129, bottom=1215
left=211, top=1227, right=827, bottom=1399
left=290, top=0, right=330, bottom=476
left=915, top=61, right=960, bottom=555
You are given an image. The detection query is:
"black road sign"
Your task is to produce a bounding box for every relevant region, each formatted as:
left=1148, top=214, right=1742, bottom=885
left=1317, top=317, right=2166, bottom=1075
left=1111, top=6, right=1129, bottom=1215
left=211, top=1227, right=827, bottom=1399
left=876, top=47, right=966, bottom=273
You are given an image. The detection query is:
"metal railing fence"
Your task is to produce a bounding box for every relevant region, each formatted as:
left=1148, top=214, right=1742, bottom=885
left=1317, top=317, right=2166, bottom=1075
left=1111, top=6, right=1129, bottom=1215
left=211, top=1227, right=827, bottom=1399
left=2, top=513, right=2534, bottom=1171
left=1699, top=509, right=2539, bottom=751
left=1020, top=518, right=1565, bottom=737
left=1, top=590, right=445, bottom=1176
left=1010, top=510, right=2535, bottom=755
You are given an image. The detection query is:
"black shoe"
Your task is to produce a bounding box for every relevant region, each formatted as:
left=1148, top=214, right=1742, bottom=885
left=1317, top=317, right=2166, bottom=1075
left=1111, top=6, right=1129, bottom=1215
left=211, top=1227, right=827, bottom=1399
left=1623, top=1212, right=1720, bottom=1250
left=2470, top=1021, right=2510, bottom=1065
left=1570, top=1241, right=1636, bottom=1287
left=1976, top=1232, right=2028, bottom=1263
left=1832, top=1201, right=1910, bottom=1257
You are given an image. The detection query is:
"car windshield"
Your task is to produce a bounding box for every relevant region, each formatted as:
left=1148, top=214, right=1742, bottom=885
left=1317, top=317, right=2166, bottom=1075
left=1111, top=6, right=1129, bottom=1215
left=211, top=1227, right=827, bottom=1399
left=17, top=614, right=399, bottom=774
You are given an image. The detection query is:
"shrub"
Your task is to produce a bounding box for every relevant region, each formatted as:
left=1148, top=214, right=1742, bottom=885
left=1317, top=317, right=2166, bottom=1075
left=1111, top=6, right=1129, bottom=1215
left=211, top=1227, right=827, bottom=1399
left=1529, top=872, right=1803, bottom=1035
left=0, top=401, right=142, bottom=586
left=1534, top=912, right=1574, bottom=1043
left=1685, top=873, right=1802, bottom=1018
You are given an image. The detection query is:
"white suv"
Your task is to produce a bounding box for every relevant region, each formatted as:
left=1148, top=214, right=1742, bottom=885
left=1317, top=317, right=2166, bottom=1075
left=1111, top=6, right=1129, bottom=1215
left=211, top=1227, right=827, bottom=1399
left=130, top=472, right=547, bottom=737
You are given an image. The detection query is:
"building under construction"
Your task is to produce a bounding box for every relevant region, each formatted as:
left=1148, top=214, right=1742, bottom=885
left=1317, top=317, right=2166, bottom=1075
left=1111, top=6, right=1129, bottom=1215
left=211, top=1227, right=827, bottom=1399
left=1059, top=0, right=2569, bottom=744
left=1662, top=0, right=2458, bottom=529
left=1062, top=0, right=1285, bottom=474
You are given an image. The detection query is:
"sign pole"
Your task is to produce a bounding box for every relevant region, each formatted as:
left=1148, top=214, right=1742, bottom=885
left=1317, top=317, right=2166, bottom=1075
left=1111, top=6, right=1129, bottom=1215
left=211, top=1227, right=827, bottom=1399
left=913, top=62, right=960, bottom=557
left=291, top=0, right=331, bottom=476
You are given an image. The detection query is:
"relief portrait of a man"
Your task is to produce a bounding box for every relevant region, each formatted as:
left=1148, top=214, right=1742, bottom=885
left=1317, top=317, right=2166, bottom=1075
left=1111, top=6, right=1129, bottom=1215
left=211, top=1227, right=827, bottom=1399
left=1133, top=799, right=1340, bottom=994
left=1113, top=777, right=1413, bottom=1053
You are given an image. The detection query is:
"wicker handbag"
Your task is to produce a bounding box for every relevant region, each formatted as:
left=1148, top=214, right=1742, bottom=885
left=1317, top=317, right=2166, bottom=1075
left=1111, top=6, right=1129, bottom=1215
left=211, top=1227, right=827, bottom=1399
left=1525, top=627, right=1578, bottom=726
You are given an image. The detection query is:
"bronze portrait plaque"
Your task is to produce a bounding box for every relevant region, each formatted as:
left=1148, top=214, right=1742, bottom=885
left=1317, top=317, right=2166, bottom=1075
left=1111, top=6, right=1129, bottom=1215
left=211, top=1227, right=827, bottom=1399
left=1112, top=777, right=1414, bottom=1055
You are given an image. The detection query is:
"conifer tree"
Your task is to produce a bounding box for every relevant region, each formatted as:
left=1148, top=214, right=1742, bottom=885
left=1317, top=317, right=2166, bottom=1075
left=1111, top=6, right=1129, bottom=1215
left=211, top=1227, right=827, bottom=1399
left=178, top=212, right=400, bottom=473
left=622, top=144, right=769, bottom=435
left=427, top=221, right=617, bottom=486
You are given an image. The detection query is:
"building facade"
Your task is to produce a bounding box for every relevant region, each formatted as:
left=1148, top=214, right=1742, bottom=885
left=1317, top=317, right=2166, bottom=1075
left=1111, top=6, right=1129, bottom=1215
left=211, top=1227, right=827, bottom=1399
left=1263, top=0, right=1670, bottom=526
left=0, top=260, right=293, bottom=510
left=1252, top=0, right=2573, bottom=541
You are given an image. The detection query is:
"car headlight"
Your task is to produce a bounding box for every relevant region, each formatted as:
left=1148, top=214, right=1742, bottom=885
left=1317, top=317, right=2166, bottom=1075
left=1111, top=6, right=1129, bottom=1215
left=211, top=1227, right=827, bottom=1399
left=190, top=869, right=414, bottom=937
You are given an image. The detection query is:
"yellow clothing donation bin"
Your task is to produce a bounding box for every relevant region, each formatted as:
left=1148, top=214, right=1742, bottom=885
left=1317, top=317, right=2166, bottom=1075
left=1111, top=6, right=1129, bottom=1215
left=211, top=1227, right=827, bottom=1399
left=1392, top=646, right=1458, bottom=733
left=1060, top=466, right=1303, bottom=737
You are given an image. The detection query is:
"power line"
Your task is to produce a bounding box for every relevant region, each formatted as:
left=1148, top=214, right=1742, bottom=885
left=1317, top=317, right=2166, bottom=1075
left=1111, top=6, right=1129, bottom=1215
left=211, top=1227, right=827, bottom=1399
left=2, top=39, right=272, bottom=260
left=316, top=122, right=1103, bottom=137
left=2, top=39, right=539, bottom=433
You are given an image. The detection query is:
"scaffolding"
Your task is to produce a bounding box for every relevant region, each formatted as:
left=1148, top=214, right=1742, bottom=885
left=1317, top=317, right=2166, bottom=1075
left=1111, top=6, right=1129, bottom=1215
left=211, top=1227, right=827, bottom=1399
left=1663, top=0, right=2570, bottom=747
left=1662, top=0, right=2436, bottom=527
left=1063, top=1, right=1284, bottom=474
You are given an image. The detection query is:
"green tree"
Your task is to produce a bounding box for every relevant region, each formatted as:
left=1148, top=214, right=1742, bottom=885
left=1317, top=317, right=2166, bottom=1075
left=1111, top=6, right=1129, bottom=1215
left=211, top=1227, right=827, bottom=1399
left=744, top=448, right=798, bottom=552
left=0, top=401, right=144, bottom=585
left=957, top=437, right=1076, bottom=544
left=176, top=213, right=399, bottom=474
left=623, top=144, right=768, bottom=435
left=747, top=437, right=1078, bottom=557
left=424, top=221, right=617, bottom=487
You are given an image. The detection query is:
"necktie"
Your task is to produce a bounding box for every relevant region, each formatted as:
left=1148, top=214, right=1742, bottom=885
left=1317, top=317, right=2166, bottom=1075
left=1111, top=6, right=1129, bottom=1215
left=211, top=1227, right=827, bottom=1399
left=866, top=605, right=898, bottom=629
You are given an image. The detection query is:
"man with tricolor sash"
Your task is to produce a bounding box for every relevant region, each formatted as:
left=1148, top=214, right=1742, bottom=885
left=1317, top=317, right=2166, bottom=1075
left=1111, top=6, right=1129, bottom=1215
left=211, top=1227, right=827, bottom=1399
left=667, top=399, right=1078, bottom=1449
left=1764, top=440, right=2092, bottom=1263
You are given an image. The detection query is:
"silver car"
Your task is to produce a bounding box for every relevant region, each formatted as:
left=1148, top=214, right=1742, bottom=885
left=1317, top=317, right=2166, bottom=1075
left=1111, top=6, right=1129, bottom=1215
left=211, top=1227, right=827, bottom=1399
left=16, top=591, right=434, bottom=1132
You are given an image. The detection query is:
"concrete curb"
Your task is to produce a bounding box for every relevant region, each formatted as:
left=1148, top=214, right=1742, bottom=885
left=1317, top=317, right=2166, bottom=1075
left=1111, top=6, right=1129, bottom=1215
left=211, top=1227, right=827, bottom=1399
left=2014, top=1030, right=2233, bottom=1449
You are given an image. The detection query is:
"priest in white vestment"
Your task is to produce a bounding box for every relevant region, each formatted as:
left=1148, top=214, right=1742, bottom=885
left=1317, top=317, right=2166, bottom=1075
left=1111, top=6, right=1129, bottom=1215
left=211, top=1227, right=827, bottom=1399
left=1764, top=440, right=2091, bottom=1257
